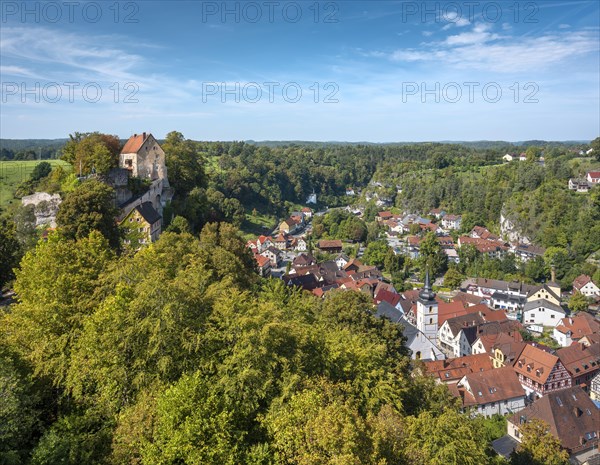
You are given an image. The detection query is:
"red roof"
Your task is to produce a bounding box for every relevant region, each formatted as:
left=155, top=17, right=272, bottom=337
left=378, top=211, right=393, bottom=218
left=513, top=344, right=561, bottom=384
left=121, top=132, right=149, bottom=153
left=573, top=274, right=593, bottom=290
left=424, top=353, right=494, bottom=382
left=375, top=289, right=401, bottom=307
left=255, top=255, right=270, bottom=267
left=438, top=300, right=469, bottom=326
left=588, top=171, right=600, bottom=179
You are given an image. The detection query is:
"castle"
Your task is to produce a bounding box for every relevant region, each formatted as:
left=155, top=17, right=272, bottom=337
left=106, top=132, right=173, bottom=244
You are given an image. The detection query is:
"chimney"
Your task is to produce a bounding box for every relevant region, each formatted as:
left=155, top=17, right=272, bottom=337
left=569, top=318, right=573, bottom=325
left=142, top=132, right=146, bottom=139
left=133, top=133, right=137, bottom=137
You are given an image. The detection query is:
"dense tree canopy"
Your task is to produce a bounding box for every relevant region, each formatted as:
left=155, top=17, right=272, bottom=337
left=56, top=179, right=120, bottom=248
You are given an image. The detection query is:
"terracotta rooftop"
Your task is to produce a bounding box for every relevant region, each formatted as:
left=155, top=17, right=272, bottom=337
left=121, top=132, right=149, bottom=154
left=556, top=342, right=600, bottom=379
left=508, top=386, right=599, bottom=454
left=454, top=366, right=525, bottom=407
left=554, top=312, right=600, bottom=339
left=573, top=274, right=594, bottom=290
left=317, top=239, right=343, bottom=249
left=513, top=344, right=561, bottom=384
left=424, top=353, right=493, bottom=383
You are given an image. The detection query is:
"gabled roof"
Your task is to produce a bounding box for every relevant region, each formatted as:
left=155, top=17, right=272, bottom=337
left=573, top=274, right=595, bottom=290
left=455, top=366, right=525, bottom=406
left=452, top=291, right=486, bottom=306
left=292, top=253, right=316, bottom=267
left=508, top=386, right=599, bottom=453
left=556, top=342, right=600, bottom=378
left=317, top=239, right=343, bottom=249
left=255, top=254, right=271, bottom=268
left=475, top=330, right=523, bottom=353
left=424, top=353, right=493, bottom=382
left=513, top=344, right=560, bottom=384
left=438, top=300, right=469, bottom=326
left=523, top=299, right=565, bottom=314
left=135, top=202, right=161, bottom=225
left=375, top=289, right=401, bottom=308
left=375, top=301, right=404, bottom=323
left=554, top=312, right=600, bottom=338
left=121, top=132, right=150, bottom=153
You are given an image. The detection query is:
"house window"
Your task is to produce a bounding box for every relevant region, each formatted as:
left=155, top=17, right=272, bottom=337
left=429, top=318, right=433, bottom=324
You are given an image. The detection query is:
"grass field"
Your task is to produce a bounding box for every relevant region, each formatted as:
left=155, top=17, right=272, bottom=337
left=0, top=160, right=71, bottom=209
left=240, top=209, right=277, bottom=240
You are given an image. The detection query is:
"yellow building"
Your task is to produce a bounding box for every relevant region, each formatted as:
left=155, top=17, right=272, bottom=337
left=119, top=201, right=162, bottom=248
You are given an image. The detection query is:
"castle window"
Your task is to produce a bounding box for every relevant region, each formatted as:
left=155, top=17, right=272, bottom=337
left=429, top=318, right=433, bottom=324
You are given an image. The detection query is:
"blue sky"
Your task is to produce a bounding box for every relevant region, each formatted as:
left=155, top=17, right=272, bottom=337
left=1, top=1, right=599, bottom=141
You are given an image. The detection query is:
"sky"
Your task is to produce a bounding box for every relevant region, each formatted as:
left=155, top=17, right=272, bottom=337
left=1, top=0, right=599, bottom=141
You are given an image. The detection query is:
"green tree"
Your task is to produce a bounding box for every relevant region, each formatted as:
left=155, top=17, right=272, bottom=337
left=0, top=220, right=21, bottom=290
left=165, top=215, right=191, bottom=234
left=31, top=161, right=52, bottom=181
left=590, top=136, right=600, bottom=161
left=568, top=292, right=591, bottom=313
left=56, top=179, right=120, bottom=248
left=403, top=409, right=490, bottom=465
left=543, top=247, right=569, bottom=280
left=162, top=131, right=207, bottom=196
left=510, top=419, right=569, bottom=465
left=3, top=232, right=114, bottom=386
left=362, top=240, right=390, bottom=268
left=419, top=231, right=448, bottom=277
left=65, top=132, right=120, bottom=175
left=443, top=268, right=464, bottom=289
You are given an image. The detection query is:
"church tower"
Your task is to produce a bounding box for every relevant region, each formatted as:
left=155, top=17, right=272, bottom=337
left=416, top=269, right=438, bottom=342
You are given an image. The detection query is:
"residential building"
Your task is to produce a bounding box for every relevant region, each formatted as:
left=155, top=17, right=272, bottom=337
left=458, top=236, right=508, bottom=259
left=512, top=243, right=545, bottom=263
left=568, top=178, right=592, bottom=193
left=522, top=299, right=565, bottom=327
left=441, top=214, right=462, bottom=230
left=556, top=342, right=600, bottom=391
left=254, top=254, right=271, bottom=277
left=438, top=309, right=516, bottom=358
left=513, top=344, right=571, bottom=399
left=553, top=313, right=600, bottom=347
left=273, top=233, right=288, bottom=250
left=449, top=366, right=526, bottom=417
left=119, top=201, right=162, bottom=246
left=316, top=239, right=343, bottom=254
left=301, top=207, right=313, bottom=218
left=471, top=331, right=524, bottom=356
left=507, top=387, right=599, bottom=464
left=423, top=353, right=493, bottom=384
left=492, top=341, right=528, bottom=369
left=292, top=237, right=308, bottom=252
left=256, top=235, right=274, bottom=252
left=587, top=171, right=600, bottom=184
left=260, top=246, right=282, bottom=267
left=279, top=217, right=299, bottom=234
left=470, top=226, right=499, bottom=241
left=526, top=282, right=561, bottom=306
left=590, top=372, right=600, bottom=401
left=335, top=253, right=350, bottom=270
left=574, top=275, right=600, bottom=298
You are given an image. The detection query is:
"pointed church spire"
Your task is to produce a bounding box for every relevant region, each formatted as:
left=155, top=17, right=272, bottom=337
left=419, top=267, right=436, bottom=302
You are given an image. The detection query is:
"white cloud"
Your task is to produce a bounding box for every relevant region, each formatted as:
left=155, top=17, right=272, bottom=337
left=378, top=24, right=599, bottom=73
left=422, top=30, right=434, bottom=37
left=559, top=24, right=571, bottom=29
